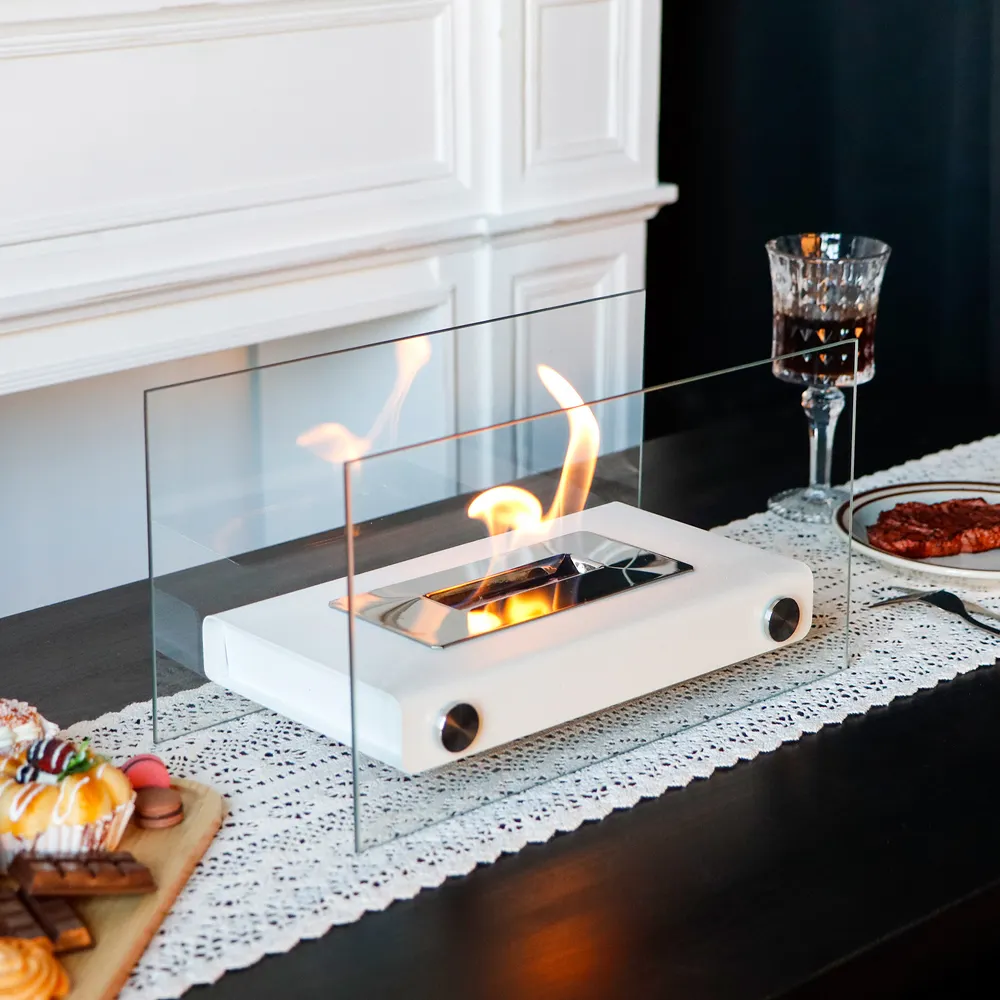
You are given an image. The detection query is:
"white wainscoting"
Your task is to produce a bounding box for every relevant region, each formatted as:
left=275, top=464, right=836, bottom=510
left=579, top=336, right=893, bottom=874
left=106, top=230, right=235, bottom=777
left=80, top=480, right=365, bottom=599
left=0, top=349, right=249, bottom=617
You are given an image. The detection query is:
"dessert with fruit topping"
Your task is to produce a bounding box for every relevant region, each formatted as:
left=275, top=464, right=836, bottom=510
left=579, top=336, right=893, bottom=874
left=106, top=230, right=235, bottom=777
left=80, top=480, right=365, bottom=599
left=0, top=739, right=135, bottom=871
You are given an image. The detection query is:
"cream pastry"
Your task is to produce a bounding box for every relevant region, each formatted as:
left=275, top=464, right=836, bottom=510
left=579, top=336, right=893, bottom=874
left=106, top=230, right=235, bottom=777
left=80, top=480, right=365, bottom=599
left=0, top=939, right=69, bottom=1000
left=0, top=702, right=58, bottom=757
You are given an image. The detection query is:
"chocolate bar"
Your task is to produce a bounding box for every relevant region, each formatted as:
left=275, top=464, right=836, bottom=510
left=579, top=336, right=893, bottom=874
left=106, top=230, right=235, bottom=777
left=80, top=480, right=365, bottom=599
left=0, top=890, right=45, bottom=943
left=0, top=890, right=92, bottom=953
left=9, top=852, right=156, bottom=896
left=19, top=893, right=93, bottom=952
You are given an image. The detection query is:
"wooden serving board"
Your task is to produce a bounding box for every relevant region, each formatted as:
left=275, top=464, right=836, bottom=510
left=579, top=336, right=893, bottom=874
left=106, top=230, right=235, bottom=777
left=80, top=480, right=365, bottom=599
left=62, top=779, right=226, bottom=1000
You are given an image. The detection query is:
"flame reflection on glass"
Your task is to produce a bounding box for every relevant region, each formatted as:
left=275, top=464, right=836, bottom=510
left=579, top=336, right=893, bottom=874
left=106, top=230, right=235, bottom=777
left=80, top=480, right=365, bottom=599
left=296, top=335, right=433, bottom=465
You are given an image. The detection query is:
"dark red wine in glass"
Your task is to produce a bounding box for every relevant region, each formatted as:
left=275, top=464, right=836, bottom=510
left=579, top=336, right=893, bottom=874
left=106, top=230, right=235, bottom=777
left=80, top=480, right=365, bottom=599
left=772, top=313, right=877, bottom=387
left=767, top=234, right=890, bottom=522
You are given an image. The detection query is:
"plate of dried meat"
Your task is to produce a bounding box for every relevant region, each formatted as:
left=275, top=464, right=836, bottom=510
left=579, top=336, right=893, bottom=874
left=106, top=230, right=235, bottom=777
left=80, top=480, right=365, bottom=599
left=834, top=481, right=1000, bottom=581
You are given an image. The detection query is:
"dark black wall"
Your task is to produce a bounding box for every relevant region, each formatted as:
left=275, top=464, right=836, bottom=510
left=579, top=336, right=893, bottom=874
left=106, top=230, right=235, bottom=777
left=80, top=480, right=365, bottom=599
left=645, top=0, right=993, bottom=414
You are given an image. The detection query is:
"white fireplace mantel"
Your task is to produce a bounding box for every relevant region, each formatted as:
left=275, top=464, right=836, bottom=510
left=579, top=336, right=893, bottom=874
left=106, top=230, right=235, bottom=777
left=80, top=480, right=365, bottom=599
left=0, top=0, right=672, bottom=618
left=0, top=0, right=673, bottom=396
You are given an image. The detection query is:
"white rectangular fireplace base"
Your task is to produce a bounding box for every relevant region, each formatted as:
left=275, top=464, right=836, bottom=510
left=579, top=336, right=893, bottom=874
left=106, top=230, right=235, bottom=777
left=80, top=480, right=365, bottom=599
left=202, top=503, right=813, bottom=773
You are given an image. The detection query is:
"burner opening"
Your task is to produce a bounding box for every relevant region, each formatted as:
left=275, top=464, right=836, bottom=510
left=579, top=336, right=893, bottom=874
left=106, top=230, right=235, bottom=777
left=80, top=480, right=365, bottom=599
left=331, top=531, right=695, bottom=647
left=425, top=553, right=600, bottom=610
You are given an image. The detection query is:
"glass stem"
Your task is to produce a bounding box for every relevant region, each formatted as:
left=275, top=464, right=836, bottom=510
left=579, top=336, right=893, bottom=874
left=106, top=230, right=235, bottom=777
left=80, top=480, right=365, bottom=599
left=801, top=386, right=845, bottom=501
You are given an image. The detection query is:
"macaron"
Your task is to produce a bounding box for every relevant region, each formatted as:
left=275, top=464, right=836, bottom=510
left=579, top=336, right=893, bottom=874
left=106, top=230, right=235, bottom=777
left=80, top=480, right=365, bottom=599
left=122, top=754, right=171, bottom=790
left=134, top=786, right=184, bottom=830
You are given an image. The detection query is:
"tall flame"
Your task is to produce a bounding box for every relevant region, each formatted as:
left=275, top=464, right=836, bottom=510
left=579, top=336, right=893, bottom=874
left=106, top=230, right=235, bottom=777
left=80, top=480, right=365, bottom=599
left=535, top=364, right=600, bottom=522
left=464, top=364, right=600, bottom=634
left=468, top=364, right=600, bottom=543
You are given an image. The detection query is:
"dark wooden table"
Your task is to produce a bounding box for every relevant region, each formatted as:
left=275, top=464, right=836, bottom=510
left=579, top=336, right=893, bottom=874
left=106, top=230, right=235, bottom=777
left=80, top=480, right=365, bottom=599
left=5, top=383, right=1000, bottom=999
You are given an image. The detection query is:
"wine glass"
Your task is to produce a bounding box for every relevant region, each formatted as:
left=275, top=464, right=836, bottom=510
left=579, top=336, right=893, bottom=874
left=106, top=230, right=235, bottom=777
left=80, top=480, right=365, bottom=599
left=767, top=233, right=891, bottom=523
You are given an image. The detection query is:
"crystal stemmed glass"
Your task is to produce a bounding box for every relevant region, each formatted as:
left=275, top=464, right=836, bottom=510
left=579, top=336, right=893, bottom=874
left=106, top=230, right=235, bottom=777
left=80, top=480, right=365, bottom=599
left=767, top=233, right=890, bottom=523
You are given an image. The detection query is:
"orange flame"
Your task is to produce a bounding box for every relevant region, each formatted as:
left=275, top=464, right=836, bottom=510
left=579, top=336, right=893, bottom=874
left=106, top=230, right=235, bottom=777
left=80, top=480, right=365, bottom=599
left=469, top=364, right=599, bottom=545
left=536, top=364, right=600, bottom=521
left=466, top=607, right=504, bottom=637
left=467, top=589, right=555, bottom=636
left=296, top=335, right=432, bottom=465
left=464, top=364, right=599, bottom=635
left=467, top=487, right=543, bottom=537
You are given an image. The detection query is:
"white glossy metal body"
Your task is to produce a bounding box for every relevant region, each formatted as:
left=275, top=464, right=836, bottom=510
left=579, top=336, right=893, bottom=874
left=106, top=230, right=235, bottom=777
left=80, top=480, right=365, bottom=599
left=203, top=503, right=814, bottom=774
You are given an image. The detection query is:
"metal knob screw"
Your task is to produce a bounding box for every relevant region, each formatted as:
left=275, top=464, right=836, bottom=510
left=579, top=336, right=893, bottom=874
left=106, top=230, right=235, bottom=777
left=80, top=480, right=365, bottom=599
left=439, top=703, right=480, bottom=753
left=765, top=597, right=800, bottom=642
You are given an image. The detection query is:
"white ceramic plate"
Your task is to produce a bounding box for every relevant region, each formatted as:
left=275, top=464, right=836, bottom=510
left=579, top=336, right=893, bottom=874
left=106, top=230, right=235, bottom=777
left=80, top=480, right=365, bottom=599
left=834, top=481, right=1000, bottom=581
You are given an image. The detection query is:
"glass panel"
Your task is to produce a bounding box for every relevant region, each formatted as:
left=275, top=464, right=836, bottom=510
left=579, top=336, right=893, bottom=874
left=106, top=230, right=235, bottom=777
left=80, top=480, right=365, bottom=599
left=145, top=291, right=647, bottom=741
left=343, top=342, right=858, bottom=850
left=145, top=291, right=858, bottom=851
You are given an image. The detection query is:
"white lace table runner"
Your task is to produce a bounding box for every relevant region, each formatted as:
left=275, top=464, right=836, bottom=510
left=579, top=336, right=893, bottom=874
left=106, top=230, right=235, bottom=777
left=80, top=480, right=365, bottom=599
left=68, top=436, right=1000, bottom=998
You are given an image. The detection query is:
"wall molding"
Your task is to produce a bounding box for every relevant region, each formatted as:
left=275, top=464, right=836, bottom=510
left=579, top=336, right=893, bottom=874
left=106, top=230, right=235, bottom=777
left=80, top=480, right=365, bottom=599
left=0, top=0, right=448, bottom=58
left=0, top=268, right=451, bottom=397
left=0, top=165, right=460, bottom=252
left=0, top=189, right=668, bottom=398
left=0, top=185, right=676, bottom=332
left=521, top=0, right=646, bottom=178
left=0, top=0, right=460, bottom=248
left=524, top=0, right=633, bottom=168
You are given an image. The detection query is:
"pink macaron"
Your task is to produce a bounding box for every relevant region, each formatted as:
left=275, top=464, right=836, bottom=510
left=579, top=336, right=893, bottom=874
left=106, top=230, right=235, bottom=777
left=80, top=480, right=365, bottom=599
left=121, top=753, right=172, bottom=790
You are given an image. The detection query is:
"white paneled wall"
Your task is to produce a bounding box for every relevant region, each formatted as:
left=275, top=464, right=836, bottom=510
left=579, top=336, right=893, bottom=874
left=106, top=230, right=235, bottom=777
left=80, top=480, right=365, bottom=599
left=0, top=0, right=672, bottom=617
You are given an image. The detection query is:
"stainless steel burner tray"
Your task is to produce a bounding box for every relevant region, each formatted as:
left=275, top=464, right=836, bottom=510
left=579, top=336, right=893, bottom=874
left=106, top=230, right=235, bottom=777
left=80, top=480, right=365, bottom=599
left=330, top=530, right=693, bottom=648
